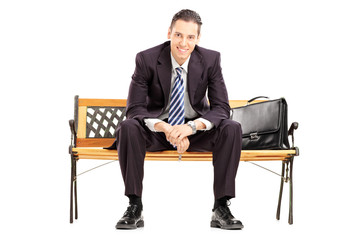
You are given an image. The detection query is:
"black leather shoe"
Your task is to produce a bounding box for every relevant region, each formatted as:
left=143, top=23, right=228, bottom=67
left=115, top=204, right=144, bottom=229
left=211, top=206, right=244, bottom=230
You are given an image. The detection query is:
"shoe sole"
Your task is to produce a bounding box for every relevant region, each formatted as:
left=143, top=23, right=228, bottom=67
left=116, top=220, right=144, bottom=230
left=210, top=220, right=244, bottom=230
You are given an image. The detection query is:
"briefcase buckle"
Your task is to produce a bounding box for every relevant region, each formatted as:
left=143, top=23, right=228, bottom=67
left=250, top=132, right=259, bottom=140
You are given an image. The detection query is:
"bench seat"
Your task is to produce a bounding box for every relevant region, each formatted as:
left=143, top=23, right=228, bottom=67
left=72, top=148, right=296, bottom=162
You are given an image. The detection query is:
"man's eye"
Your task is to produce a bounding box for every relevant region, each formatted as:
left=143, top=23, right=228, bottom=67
left=176, top=33, right=181, bottom=37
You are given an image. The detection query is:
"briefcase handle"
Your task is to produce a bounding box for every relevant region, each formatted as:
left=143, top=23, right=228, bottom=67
left=247, top=96, right=269, bottom=105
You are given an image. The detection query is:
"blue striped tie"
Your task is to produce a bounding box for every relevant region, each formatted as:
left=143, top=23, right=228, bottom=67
left=168, top=67, right=185, bottom=126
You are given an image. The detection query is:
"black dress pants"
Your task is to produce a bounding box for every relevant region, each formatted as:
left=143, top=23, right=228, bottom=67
left=115, top=118, right=242, bottom=200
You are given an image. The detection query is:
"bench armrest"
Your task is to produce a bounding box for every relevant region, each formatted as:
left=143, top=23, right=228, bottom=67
left=69, top=119, right=77, bottom=153
left=288, top=122, right=299, bottom=148
left=69, top=119, right=76, bottom=135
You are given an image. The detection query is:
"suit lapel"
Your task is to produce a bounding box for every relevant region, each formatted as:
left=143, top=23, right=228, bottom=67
left=157, top=44, right=204, bottom=108
left=187, top=48, right=204, bottom=105
left=156, top=45, right=172, bottom=108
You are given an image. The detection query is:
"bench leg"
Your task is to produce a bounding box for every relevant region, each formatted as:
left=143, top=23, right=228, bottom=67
left=276, top=161, right=286, bottom=220
left=288, top=158, right=294, bottom=225
left=70, top=155, right=78, bottom=223
left=74, top=158, right=78, bottom=220
left=70, top=155, right=74, bottom=223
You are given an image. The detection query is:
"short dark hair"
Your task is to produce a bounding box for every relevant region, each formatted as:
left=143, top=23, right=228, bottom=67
left=170, top=9, right=202, bottom=35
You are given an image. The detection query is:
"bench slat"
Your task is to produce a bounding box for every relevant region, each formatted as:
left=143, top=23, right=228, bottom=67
left=76, top=138, right=115, bottom=147
left=78, top=98, right=127, bottom=107
left=72, top=148, right=296, bottom=162
left=74, top=155, right=288, bottom=161
left=77, top=99, right=261, bottom=108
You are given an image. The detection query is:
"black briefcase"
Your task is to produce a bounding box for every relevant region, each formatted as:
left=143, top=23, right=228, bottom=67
left=231, top=97, right=290, bottom=150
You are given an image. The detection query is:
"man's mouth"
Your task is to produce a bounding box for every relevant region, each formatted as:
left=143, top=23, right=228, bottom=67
left=177, top=47, right=188, bottom=53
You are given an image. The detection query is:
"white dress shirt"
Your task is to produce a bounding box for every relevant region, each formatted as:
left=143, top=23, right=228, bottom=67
left=144, top=53, right=214, bottom=132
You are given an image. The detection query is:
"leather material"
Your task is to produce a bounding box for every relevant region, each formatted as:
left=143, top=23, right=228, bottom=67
left=115, top=204, right=144, bottom=229
left=211, top=206, right=244, bottom=230
left=231, top=98, right=290, bottom=150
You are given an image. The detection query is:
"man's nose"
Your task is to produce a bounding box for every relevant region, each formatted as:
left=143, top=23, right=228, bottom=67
left=180, top=37, right=187, bottom=46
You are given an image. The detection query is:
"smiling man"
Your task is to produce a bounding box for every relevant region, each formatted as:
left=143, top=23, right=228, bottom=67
left=113, top=9, right=244, bottom=230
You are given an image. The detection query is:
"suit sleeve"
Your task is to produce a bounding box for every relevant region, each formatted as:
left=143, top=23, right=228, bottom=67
left=201, top=52, right=231, bottom=128
left=126, top=52, right=149, bottom=123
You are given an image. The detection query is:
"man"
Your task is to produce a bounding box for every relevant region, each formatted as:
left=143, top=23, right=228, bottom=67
left=114, top=9, right=243, bottom=230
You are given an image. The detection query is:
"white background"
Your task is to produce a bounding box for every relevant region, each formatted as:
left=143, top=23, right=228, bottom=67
left=1, top=0, right=359, bottom=239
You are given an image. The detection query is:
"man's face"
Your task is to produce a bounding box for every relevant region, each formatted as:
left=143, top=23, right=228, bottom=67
left=168, top=19, right=200, bottom=65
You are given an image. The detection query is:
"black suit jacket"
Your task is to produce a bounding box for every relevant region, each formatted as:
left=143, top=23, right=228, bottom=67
left=126, top=41, right=230, bottom=128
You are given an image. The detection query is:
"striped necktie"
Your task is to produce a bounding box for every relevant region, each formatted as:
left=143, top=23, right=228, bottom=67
left=168, top=67, right=185, bottom=126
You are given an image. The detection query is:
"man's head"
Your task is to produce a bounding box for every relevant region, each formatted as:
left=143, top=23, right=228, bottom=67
left=169, top=9, right=202, bottom=35
left=168, top=9, right=202, bottom=65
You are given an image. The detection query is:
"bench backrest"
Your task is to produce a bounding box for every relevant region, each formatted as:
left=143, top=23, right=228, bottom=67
left=73, top=96, right=263, bottom=147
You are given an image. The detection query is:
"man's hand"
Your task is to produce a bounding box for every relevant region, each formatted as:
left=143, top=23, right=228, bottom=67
left=154, top=122, right=192, bottom=152
left=154, top=120, right=206, bottom=153
left=166, top=124, right=192, bottom=146
left=176, top=136, right=190, bottom=154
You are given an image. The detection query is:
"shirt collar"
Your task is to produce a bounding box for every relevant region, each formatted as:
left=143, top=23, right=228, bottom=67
left=170, top=52, right=190, bottom=73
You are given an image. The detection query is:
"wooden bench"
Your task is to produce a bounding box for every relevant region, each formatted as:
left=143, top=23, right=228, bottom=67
left=68, top=95, right=299, bottom=224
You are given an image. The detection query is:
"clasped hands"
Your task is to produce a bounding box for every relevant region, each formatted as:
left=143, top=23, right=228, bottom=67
left=154, top=122, right=192, bottom=154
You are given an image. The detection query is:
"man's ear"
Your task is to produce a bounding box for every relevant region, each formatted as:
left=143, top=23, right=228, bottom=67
left=167, top=28, right=172, bottom=39
left=196, top=33, right=201, bottom=44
